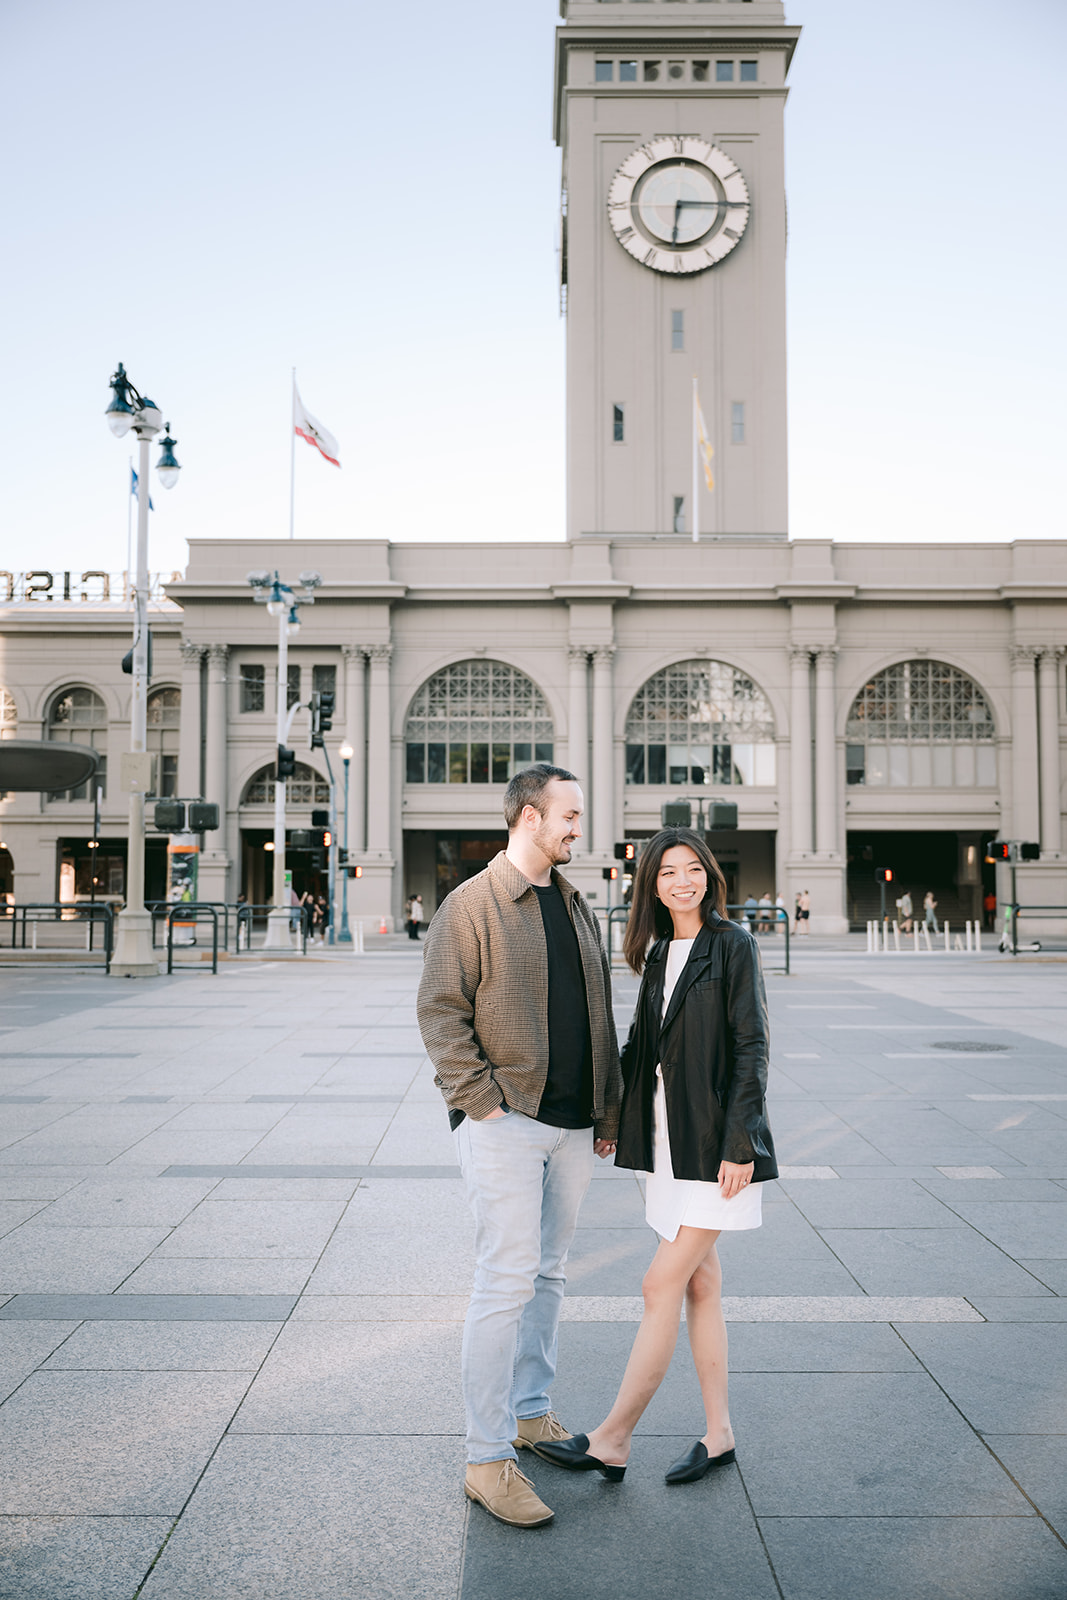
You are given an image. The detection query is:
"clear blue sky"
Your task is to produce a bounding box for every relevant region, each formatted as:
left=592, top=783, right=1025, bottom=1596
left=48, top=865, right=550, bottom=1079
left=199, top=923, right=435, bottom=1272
left=2, top=0, right=1064, bottom=579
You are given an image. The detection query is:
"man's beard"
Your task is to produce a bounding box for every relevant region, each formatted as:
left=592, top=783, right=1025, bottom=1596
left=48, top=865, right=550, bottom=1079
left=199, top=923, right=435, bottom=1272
left=533, top=820, right=573, bottom=865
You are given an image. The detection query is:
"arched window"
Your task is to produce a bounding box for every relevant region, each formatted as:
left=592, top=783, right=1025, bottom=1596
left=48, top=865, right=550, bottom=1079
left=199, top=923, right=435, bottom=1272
left=0, top=690, right=16, bottom=739
left=405, top=659, right=554, bottom=784
left=626, top=659, right=776, bottom=786
left=242, top=761, right=330, bottom=806
left=48, top=687, right=107, bottom=800
left=846, top=659, right=995, bottom=787
left=146, top=687, right=180, bottom=798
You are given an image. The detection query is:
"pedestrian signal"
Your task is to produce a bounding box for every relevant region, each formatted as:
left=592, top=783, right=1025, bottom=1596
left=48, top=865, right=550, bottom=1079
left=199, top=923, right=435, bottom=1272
left=614, top=841, right=637, bottom=861
left=602, top=866, right=619, bottom=880
left=875, top=867, right=894, bottom=883
left=661, top=802, right=692, bottom=828
left=989, top=841, right=1011, bottom=861
left=706, top=802, right=738, bottom=830
left=1020, top=842, right=1041, bottom=861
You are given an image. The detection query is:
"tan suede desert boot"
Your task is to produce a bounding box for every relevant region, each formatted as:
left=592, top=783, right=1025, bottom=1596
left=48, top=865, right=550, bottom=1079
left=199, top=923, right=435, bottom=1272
left=464, top=1459, right=554, bottom=1527
left=513, top=1411, right=572, bottom=1460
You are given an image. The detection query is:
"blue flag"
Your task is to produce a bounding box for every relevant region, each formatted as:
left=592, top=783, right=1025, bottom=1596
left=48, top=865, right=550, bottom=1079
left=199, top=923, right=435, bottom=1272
left=130, top=466, right=154, bottom=512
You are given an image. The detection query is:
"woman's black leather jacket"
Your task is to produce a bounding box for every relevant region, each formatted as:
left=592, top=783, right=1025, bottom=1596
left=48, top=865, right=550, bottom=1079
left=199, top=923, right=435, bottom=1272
left=614, top=913, right=778, bottom=1184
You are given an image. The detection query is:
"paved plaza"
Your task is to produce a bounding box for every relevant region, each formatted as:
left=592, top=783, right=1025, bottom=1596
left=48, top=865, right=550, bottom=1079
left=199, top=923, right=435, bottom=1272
left=0, top=943, right=1066, bottom=1598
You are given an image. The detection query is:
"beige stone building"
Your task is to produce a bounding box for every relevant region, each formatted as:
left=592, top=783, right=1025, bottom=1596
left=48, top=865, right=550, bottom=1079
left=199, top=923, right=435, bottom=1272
left=2, top=1, right=1064, bottom=932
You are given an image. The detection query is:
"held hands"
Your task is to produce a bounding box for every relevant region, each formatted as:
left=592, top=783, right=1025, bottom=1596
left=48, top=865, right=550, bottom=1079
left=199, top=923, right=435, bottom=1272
left=718, top=1159, right=755, bottom=1200
left=593, top=1139, right=617, bottom=1160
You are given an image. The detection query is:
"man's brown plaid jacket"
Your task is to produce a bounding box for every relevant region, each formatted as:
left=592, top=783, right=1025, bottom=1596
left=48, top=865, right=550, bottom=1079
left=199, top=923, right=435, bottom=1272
left=416, top=851, right=622, bottom=1138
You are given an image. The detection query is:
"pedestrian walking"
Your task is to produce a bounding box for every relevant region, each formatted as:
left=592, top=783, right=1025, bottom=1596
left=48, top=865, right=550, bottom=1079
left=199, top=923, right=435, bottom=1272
left=924, top=891, right=939, bottom=935
left=537, top=827, right=776, bottom=1488
left=742, top=892, right=758, bottom=930
left=757, top=891, right=773, bottom=934
left=775, top=892, right=786, bottom=934
left=407, top=893, right=423, bottom=940
left=983, top=889, right=996, bottom=932
left=798, top=889, right=811, bottom=933
left=899, top=890, right=913, bottom=933
left=794, top=893, right=802, bottom=934
left=417, top=764, right=622, bottom=1529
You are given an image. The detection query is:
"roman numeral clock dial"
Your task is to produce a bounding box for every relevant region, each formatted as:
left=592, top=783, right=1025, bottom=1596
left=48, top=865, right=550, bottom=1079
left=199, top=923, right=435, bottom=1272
left=607, top=137, right=750, bottom=275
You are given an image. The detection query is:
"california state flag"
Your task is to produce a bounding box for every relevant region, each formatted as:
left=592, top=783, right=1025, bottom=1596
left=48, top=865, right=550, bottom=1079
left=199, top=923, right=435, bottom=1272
left=293, top=384, right=341, bottom=467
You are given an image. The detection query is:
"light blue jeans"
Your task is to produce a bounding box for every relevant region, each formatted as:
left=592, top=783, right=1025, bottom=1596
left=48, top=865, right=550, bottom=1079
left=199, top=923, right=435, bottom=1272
left=454, top=1109, right=594, bottom=1464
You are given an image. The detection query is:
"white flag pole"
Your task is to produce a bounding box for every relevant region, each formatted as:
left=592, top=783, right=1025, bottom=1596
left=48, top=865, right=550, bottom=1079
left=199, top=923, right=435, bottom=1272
left=692, top=376, right=700, bottom=544
left=289, top=367, right=296, bottom=540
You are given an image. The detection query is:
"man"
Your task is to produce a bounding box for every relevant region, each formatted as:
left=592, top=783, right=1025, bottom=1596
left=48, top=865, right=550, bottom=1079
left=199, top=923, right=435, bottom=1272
left=417, top=765, right=622, bottom=1528
left=899, top=889, right=913, bottom=933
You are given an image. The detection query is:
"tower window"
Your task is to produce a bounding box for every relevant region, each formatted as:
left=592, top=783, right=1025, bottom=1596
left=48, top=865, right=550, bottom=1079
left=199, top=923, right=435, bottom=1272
left=673, top=496, right=685, bottom=534
left=643, top=61, right=660, bottom=82
left=740, top=61, right=758, bottom=82
left=595, top=61, right=613, bottom=83
left=716, top=61, right=735, bottom=83
left=612, top=404, right=625, bottom=443
left=731, top=402, right=745, bottom=444
left=619, top=60, right=637, bottom=83
left=692, top=61, right=709, bottom=83
left=671, top=311, right=684, bottom=352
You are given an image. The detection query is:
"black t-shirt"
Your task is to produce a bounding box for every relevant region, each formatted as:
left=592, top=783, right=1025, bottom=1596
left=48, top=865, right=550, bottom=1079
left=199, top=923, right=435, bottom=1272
left=530, top=883, right=594, bottom=1130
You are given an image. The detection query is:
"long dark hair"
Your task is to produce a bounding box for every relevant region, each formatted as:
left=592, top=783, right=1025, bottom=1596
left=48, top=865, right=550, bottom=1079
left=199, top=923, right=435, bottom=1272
left=622, top=827, right=728, bottom=975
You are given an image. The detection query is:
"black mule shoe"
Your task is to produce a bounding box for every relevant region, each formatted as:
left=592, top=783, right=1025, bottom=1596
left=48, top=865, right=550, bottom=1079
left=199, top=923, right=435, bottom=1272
left=536, top=1433, right=627, bottom=1482
left=665, top=1441, right=736, bottom=1484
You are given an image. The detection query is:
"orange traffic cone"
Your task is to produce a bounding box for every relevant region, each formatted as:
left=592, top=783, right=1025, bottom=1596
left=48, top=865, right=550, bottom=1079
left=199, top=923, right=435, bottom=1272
left=378, top=916, right=388, bottom=935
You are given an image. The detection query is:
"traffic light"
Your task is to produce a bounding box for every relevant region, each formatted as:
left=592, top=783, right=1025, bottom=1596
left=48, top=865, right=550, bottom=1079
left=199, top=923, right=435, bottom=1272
left=875, top=867, right=894, bottom=883
left=187, top=802, right=219, bottom=832
left=311, top=810, right=330, bottom=827
left=153, top=800, right=186, bottom=832
left=706, top=802, right=738, bottom=830
left=614, top=841, right=637, bottom=862
left=323, top=830, right=332, bottom=848
left=277, top=744, right=296, bottom=780
left=602, top=865, right=619, bottom=880
left=661, top=801, right=692, bottom=827
left=291, top=829, right=328, bottom=850
left=318, top=690, right=335, bottom=733
left=121, top=630, right=153, bottom=679
left=1020, top=841, right=1041, bottom=861
left=989, top=841, right=1012, bottom=861
left=309, top=691, right=323, bottom=749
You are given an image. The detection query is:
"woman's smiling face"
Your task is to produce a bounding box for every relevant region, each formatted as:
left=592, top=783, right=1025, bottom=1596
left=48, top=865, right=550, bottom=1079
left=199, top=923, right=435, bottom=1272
left=655, top=845, right=707, bottom=915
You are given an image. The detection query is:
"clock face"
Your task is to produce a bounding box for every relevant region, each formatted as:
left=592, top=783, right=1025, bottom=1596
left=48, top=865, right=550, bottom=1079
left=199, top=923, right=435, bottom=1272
left=607, top=137, right=750, bottom=275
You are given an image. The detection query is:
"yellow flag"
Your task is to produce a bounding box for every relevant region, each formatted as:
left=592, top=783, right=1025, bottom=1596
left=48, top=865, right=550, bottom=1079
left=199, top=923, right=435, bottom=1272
left=696, top=389, right=715, bottom=492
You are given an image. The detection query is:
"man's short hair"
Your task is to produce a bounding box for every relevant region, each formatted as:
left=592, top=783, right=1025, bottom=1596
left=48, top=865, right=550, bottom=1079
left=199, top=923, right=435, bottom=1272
left=503, top=764, right=578, bottom=830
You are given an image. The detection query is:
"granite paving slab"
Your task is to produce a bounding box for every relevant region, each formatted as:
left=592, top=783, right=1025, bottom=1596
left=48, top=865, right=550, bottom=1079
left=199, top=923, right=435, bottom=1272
left=899, top=1324, right=1067, bottom=1432
left=731, top=1370, right=1030, bottom=1516
left=0, top=1294, right=296, bottom=1321
left=778, top=1177, right=958, bottom=1228
left=0, top=1223, right=170, bottom=1293
left=152, top=1198, right=347, bottom=1259
left=818, top=1226, right=1048, bottom=1296
left=41, top=1319, right=281, bottom=1372
left=0, top=1369, right=250, bottom=1513
left=0, top=1320, right=78, bottom=1401
left=117, top=1256, right=318, bottom=1295
left=463, top=1441, right=778, bottom=1600
left=136, top=1435, right=464, bottom=1600
left=938, top=1202, right=1067, bottom=1258
left=231, top=1320, right=461, bottom=1433
left=982, top=1435, right=1067, bottom=1540
left=32, top=1177, right=217, bottom=1228
left=0, top=1514, right=174, bottom=1600
left=759, top=1516, right=1067, bottom=1600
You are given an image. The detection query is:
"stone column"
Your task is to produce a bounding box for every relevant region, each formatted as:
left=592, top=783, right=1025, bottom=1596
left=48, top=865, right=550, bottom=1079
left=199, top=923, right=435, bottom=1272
left=366, top=643, right=393, bottom=858
left=204, top=645, right=229, bottom=816
left=342, top=645, right=367, bottom=853
left=177, top=642, right=203, bottom=799
left=1038, top=647, right=1063, bottom=857
left=591, top=645, right=615, bottom=856
left=789, top=647, right=813, bottom=857
left=1011, top=646, right=1041, bottom=844
left=813, top=646, right=838, bottom=857
left=567, top=647, right=590, bottom=854
left=199, top=643, right=231, bottom=901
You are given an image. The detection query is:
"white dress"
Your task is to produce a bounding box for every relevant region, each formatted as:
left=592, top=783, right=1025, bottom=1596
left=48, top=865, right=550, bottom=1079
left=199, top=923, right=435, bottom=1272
left=643, top=937, right=763, bottom=1242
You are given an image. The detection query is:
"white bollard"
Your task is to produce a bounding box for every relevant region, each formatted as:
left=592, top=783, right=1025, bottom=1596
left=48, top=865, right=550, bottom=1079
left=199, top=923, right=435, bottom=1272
left=31, top=920, right=37, bottom=951
left=965, top=922, right=973, bottom=953
left=893, top=922, right=901, bottom=953
left=922, top=924, right=932, bottom=952
left=913, top=924, right=920, bottom=954
left=975, top=923, right=982, bottom=953
left=866, top=921, right=874, bottom=953
left=944, top=921, right=950, bottom=953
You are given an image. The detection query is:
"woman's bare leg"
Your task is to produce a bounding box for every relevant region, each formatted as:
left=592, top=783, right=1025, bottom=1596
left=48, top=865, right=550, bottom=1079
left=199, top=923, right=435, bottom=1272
left=684, top=1241, right=734, bottom=1455
left=584, top=1225, right=719, bottom=1466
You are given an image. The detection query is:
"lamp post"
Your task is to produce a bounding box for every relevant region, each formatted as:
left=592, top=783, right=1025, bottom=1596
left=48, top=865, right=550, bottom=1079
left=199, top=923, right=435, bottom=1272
left=247, top=569, right=322, bottom=947
left=105, top=363, right=181, bottom=977
left=338, top=742, right=353, bottom=943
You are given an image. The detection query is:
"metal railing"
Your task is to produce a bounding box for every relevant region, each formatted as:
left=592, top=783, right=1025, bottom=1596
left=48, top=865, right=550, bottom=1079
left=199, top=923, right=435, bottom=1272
left=166, top=903, right=219, bottom=974
left=147, top=900, right=311, bottom=956
left=0, top=902, right=115, bottom=973
left=1003, top=904, right=1067, bottom=956
left=235, top=902, right=310, bottom=956
left=604, top=903, right=790, bottom=974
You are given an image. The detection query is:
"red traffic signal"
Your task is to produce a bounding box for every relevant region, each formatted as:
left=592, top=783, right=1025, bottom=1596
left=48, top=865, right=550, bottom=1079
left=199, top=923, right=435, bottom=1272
left=613, top=841, right=637, bottom=862
left=989, top=841, right=1011, bottom=861
left=602, top=866, right=619, bottom=880
left=875, top=867, right=894, bottom=883
left=323, top=831, right=332, bottom=848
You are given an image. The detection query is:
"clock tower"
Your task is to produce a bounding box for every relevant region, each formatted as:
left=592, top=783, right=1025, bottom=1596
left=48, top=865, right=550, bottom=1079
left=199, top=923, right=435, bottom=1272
left=554, top=1, right=800, bottom=539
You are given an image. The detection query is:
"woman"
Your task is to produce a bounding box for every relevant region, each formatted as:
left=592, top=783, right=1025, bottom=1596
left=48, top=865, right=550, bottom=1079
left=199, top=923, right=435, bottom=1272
left=539, top=828, right=776, bottom=1485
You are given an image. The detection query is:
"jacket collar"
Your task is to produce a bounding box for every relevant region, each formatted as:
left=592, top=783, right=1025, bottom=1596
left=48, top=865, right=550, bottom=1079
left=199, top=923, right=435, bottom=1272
left=655, top=917, right=721, bottom=1034
left=488, top=850, right=577, bottom=908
